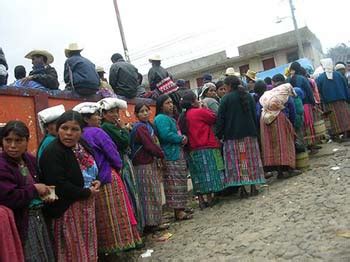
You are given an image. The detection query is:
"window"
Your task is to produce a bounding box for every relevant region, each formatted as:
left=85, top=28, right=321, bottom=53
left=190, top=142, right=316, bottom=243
left=287, top=51, right=299, bottom=63
left=239, top=64, right=249, bottom=75
left=262, top=57, right=276, bottom=70
left=196, top=77, right=203, bottom=87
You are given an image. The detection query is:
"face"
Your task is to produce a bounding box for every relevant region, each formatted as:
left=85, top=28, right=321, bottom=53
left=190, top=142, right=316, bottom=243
left=136, top=105, right=150, bottom=122
left=247, top=80, right=255, bottom=91
left=85, top=112, right=101, bottom=127
left=338, top=69, right=346, bottom=76
left=46, top=122, right=57, bottom=136
left=57, top=121, right=82, bottom=148
left=2, top=131, right=28, bottom=160
left=217, top=86, right=226, bottom=98
left=31, top=55, right=45, bottom=66
left=206, top=87, right=217, bottom=98
left=103, top=108, right=119, bottom=124
left=192, top=98, right=200, bottom=108
left=162, top=98, right=174, bottom=115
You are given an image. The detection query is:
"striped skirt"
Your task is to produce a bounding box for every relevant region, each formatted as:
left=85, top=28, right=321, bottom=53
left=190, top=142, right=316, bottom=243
left=260, top=113, right=296, bottom=169
left=95, top=170, right=142, bottom=254
left=53, top=197, right=97, bottom=262
left=325, top=100, right=350, bottom=135
left=163, top=156, right=188, bottom=209
left=24, top=208, right=55, bottom=262
left=187, top=148, right=225, bottom=195
left=134, top=162, right=162, bottom=227
left=121, top=154, right=144, bottom=233
left=223, top=137, right=265, bottom=186
left=0, top=206, right=24, bottom=262
left=303, top=104, right=316, bottom=145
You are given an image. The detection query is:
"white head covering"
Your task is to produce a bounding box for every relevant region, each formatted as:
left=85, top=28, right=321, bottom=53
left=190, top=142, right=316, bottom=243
left=98, top=97, right=127, bottom=111
left=320, top=58, right=334, bottom=80
left=0, top=64, right=7, bottom=76
left=199, top=82, right=216, bottom=98
left=73, top=102, right=99, bottom=114
left=37, top=105, right=65, bottom=134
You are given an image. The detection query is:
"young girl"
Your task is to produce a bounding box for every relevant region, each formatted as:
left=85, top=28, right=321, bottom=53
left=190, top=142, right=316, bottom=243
left=130, top=102, right=164, bottom=231
left=98, top=97, right=144, bottom=232
left=73, top=102, right=142, bottom=254
left=178, top=92, right=225, bottom=209
left=154, top=95, right=192, bottom=221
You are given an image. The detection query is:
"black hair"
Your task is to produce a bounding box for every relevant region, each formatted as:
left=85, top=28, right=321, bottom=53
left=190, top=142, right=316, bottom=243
left=1, top=121, right=30, bottom=142
left=137, top=73, right=143, bottom=85
left=215, top=80, right=224, bottom=90
left=264, top=77, right=272, bottom=85
left=14, top=65, right=26, bottom=80
left=80, top=112, right=96, bottom=128
left=254, top=80, right=267, bottom=98
left=155, top=94, right=171, bottom=115
left=111, top=53, right=123, bottom=63
left=289, top=61, right=302, bottom=87
left=55, top=110, right=84, bottom=132
left=272, top=73, right=285, bottom=84
left=178, top=91, right=197, bottom=136
left=134, top=101, right=151, bottom=114
left=224, top=75, right=250, bottom=112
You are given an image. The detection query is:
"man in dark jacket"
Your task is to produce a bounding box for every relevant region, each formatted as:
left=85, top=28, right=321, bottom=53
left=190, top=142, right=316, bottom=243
left=109, top=53, right=139, bottom=98
left=64, top=43, right=100, bottom=96
left=147, top=55, right=170, bottom=91
left=22, top=50, right=59, bottom=89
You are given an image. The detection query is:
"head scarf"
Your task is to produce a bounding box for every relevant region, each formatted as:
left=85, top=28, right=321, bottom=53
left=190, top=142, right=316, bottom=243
left=320, top=58, right=334, bottom=80
left=73, top=102, right=99, bottom=114
left=37, top=105, right=65, bottom=134
left=98, top=97, right=127, bottom=111
left=259, top=83, right=296, bottom=124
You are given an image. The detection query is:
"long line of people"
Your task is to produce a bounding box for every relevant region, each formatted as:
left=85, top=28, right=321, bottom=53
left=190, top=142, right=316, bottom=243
left=1, top=57, right=350, bottom=261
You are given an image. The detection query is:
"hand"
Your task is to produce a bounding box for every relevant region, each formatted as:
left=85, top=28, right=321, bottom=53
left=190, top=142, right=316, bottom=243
left=89, top=186, right=100, bottom=195
left=21, top=76, right=33, bottom=84
left=91, top=180, right=101, bottom=190
left=181, top=135, right=188, bottom=145
left=116, top=118, right=125, bottom=128
left=34, top=183, right=51, bottom=197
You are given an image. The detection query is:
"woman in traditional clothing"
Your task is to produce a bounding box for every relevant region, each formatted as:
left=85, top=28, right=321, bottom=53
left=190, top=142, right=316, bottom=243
left=259, top=75, right=301, bottom=179
left=199, top=82, right=220, bottom=113
left=154, top=95, right=193, bottom=221
left=98, top=97, right=144, bottom=232
left=178, top=92, right=225, bottom=209
left=215, top=80, right=226, bottom=100
left=216, top=76, right=265, bottom=197
left=73, top=102, right=142, bottom=254
left=288, top=61, right=318, bottom=154
left=0, top=121, right=55, bottom=261
left=130, top=102, right=165, bottom=231
left=40, top=111, right=101, bottom=262
left=316, top=58, right=350, bottom=141
left=37, top=104, right=65, bottom=160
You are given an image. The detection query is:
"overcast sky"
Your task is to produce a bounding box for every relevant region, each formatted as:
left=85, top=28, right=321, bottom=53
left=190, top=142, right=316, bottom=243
left=1, top=0, right=350, bottom=84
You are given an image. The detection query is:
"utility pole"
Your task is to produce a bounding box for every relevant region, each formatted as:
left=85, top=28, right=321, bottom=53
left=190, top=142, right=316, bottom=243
left=289, top=0, right=305, bottom=58
left=112, top=0, right=130, bottom=62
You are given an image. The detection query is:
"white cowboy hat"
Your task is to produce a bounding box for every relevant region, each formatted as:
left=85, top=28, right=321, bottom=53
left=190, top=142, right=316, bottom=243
left=96, top=66, right=105, bottom=73
left=25, top=50, right=54, bottom=64
left=225, top=67, right=241, bottom=77
left=37, top=104, right=65, bottom=134
left=149, top=54, right=161, bottom=62
left=64, top=43, right=83, bottom=57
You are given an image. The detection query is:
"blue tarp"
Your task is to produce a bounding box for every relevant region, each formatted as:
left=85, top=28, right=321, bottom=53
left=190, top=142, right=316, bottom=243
left=256, top=58, right=314, bottom=80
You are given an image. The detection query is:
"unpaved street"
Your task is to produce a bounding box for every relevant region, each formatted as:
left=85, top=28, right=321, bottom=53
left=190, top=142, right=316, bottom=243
left=139, top=142, right=350, bottom=262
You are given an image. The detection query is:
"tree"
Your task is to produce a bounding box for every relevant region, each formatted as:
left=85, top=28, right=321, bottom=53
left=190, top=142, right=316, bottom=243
left=326, top=43, right=350, bottom=63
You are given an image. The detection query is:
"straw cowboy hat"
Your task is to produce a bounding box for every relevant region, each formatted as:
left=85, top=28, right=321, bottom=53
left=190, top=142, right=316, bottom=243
left=64, top=43, right=83, bottom=57
left=245, top=69, right=257, bottom=81
left=96, top=66, right=105, bottom=73
left=225, top=67, right=241, bottom=77
left=25, top=50, right=54, bottom=64
left=149, top=54, right=161, bottom=62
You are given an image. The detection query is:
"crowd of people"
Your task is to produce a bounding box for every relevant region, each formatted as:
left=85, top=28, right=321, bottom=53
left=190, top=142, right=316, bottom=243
left=1, top=44, right=350, bottom=261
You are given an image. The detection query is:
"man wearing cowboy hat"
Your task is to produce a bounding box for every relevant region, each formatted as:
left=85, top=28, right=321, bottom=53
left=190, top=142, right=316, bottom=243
left=63, top=43, right=100, bottom=96
left=109, top=53, right=139, bottom=98
left=147, top=54, right=171, bottom=91
left=245, top=69, right=257, bottom=93
left=22, top=49, right=59, bottom=89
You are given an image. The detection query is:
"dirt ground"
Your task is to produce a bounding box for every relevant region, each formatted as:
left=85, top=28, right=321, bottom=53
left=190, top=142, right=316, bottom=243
left=108, top=142, right=350, bottom=262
